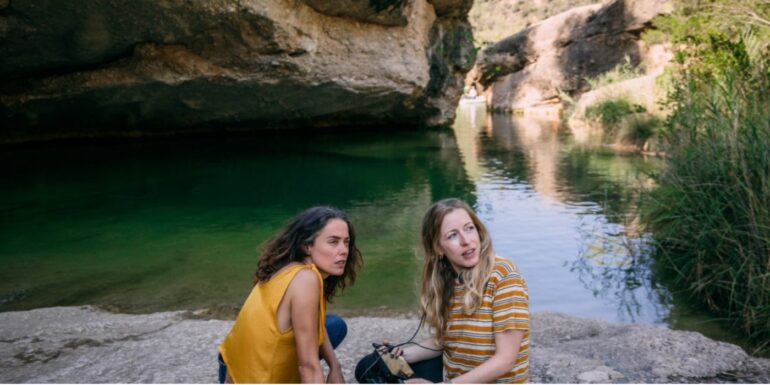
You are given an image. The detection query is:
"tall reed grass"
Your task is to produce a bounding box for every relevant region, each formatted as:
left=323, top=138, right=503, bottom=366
left=642, top=35, right=770, bottom=354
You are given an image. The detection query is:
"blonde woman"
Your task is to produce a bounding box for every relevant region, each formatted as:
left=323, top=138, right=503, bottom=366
left=358, top=198, right=529, bottom=383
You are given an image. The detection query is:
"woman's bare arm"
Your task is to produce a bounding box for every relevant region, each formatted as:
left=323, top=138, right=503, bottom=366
left=320, top=330, right=344, bottom=383
left=394, top=337, right=443, bottom=364
left=289, top=269, right=325, bottom=383
left=447, top=329, right=524, bottom=383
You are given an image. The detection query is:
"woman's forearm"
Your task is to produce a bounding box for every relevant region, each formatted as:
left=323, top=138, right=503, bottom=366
left=450, top=329, right=524, bottom=383
left=402, top=338, right=443, bottom=363
left=448, top=353, right=514, bottom=383
left=298, top=361, right=325, bottom=383
left=320, top=333, right=341, bottom=371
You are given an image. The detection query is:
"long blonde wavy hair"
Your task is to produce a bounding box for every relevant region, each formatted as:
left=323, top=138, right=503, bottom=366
left=419, top=198, right=495, bottom=344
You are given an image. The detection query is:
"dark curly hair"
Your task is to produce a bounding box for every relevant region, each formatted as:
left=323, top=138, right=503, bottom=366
left=255, top=206, right=363, bottom=302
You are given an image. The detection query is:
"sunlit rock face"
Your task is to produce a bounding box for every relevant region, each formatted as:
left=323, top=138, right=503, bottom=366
left=472, top=0, right=671, bottom=112
left=0, top=0, right=474, bottom=142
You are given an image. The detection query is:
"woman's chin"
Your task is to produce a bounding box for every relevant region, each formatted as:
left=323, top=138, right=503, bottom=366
left=452, top=258, right=480, bottom=272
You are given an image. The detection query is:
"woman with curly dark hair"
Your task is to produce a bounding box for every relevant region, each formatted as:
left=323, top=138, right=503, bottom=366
left=219, top=206, right=363, bottom=383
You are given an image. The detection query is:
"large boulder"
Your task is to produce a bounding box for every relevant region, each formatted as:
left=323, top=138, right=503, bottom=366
left=472, top=0, right=671, bottom=112
left=0, top=0, right=475, bottom=143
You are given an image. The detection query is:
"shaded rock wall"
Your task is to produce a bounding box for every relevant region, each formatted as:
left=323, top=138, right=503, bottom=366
left=472, top=0, right=671, bottom=112
left=0, top=0, right=475, bottom=143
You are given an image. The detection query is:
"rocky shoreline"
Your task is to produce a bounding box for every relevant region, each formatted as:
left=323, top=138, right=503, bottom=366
left=1, top=306, right=769, bottom=383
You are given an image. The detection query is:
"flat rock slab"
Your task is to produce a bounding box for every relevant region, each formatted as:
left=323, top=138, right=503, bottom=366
left=1, top=307, right=769, bottom=383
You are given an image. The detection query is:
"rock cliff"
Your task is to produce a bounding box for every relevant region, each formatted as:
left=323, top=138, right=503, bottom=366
left=0, top=0, right=474, bottom=143
left=472, top=0, right=671, bottom=112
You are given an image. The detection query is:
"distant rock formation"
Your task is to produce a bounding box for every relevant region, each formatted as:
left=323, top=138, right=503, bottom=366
left=0, top=0, right=475, bottom=143
left=472, top=0, right=671, bottom=112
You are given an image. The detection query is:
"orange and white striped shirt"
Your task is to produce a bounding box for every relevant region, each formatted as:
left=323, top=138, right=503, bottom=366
left=444, top=257, right=530, bottom=383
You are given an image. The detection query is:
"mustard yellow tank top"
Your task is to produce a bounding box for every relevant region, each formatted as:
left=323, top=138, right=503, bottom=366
left=218, top=263, right=326, bottom=383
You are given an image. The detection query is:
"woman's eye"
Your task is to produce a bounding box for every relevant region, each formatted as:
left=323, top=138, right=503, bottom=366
left=447, top=233, right=457, bottom=240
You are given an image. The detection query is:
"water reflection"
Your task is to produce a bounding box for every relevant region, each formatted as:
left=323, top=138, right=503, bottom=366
left=1, top=105, right=758, bottom=351
left=1, top=106, right=669, bottom=325
left=0, top=131, right=477, bottom=313
left=454, top=104, right=667, bottom=323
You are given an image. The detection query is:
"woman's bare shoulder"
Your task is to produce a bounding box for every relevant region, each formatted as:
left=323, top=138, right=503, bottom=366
left=287, top=266, right=321, bottom=294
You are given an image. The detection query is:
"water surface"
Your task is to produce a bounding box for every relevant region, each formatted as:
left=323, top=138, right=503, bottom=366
left=0, top=105, right=703, bottom=333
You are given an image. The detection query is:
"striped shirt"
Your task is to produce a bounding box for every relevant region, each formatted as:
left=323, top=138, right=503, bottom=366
left=444, top=257, right=530, bottom=383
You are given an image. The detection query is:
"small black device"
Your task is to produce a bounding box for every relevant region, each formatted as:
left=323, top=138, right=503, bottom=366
left=354, top=315, right=442, bottom=384
left=355, top=343, right=414, bottom=383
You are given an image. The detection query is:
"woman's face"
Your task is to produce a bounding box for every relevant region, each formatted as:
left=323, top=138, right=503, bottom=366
left=437, top=209, right=480, bottom=273
left=306, top=218, right=350, bottom=278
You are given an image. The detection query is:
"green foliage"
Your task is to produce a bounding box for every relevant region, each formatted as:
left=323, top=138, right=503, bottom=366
left=586, top=56, right=645, bottom=90
left=431, top=26, right=478, bottom=74
left=619, top=114, right=662, bottom=145
left=642, top=32, right=770, bottom=354
left=584, top=97, right=659, bottom=146
left=641, top=29, right=669, bottom=45
left=468, top=0, right=596, bottom=45
left=653, top=0, right=770, bottom=46
left=558, top=89, right=578, bottom=123
left=459, top=29, right=481, bottom=67
left=585, top=98, right=646, bottom=128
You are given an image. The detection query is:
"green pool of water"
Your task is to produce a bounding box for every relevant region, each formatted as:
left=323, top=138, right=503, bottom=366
left=1, top=106, right=762, bottom=356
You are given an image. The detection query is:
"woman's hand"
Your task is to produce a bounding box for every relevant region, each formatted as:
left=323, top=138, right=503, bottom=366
left=376, top=340, right=404, bottom=359
left=380, top=338, right=442, bottom=364
left=326, top=366, right=345, bottom=383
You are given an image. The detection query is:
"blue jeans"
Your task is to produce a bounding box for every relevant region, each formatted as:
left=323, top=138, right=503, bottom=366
left=218, top=314, right=348, bottom=383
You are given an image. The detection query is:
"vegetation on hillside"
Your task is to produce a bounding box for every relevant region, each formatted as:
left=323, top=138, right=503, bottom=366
left=468, top=0, right=597, bottom=45
left=641, top=0, right=770, bottom=354
left=578, top=55, right=663, bottom=148
left=585, top=57, right=645, bottom=90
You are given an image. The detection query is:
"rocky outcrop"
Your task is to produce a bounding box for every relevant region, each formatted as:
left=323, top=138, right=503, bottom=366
left=2, top=306, right=769, bottom=383
left=472, top=0, right=672, bottom=112
left=0, top=0, right=474, bottom=143
left=567, top=43, right=672, bottom=150
left=569, top=43, right=672, bottom=123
